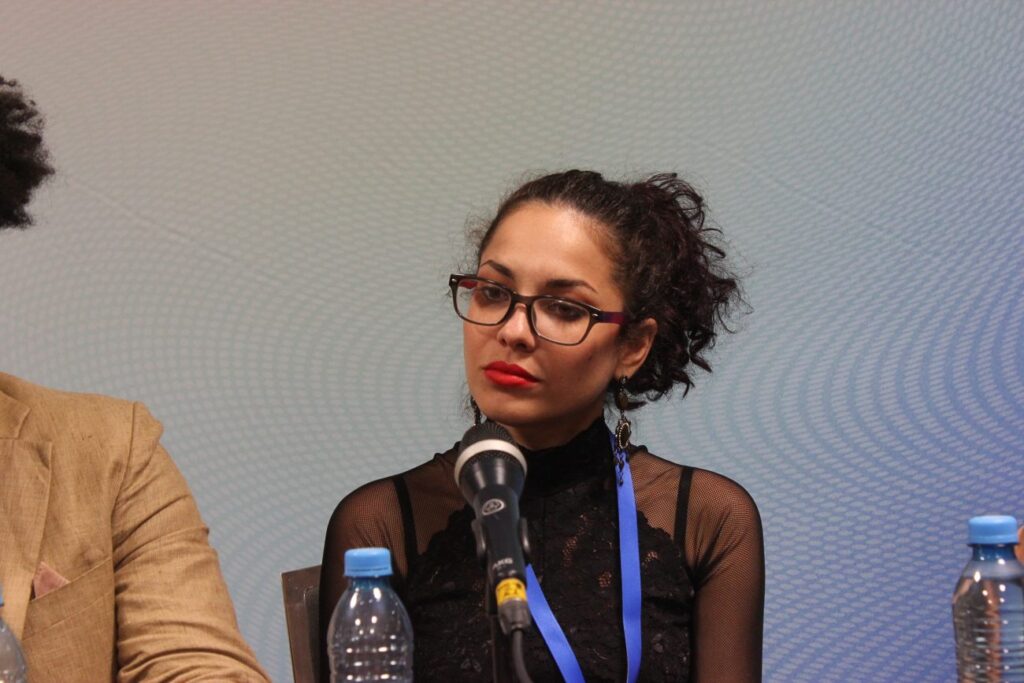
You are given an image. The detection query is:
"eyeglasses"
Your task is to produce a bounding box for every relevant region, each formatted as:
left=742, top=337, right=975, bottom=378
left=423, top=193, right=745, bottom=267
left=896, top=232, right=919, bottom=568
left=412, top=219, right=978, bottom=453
left=449, top=274, right=629, bottom=346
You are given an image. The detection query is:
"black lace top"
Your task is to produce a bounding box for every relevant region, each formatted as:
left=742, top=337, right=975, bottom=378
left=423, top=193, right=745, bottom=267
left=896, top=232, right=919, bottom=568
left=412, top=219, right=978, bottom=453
left=320, top=419, right=764, bottom=682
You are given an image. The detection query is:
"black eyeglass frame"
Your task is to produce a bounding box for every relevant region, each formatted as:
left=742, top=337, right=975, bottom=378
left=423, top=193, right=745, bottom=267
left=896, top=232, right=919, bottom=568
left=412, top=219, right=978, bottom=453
left=448, top=273, right=630, bottom=346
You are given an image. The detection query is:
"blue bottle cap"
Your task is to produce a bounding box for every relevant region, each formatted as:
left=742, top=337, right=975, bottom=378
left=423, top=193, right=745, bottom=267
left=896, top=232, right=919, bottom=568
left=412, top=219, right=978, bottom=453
left=967, top=515, right=1020, bottom=545
left=344, top=547, right=393, bottom=577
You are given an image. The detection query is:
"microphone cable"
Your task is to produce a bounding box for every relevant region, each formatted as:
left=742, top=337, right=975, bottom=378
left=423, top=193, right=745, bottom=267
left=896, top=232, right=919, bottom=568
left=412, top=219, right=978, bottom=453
left=511, top=629, right=534, bottom=683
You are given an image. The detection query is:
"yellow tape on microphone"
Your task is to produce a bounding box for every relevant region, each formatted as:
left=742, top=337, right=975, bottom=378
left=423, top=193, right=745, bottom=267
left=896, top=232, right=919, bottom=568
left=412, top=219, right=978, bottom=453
left=496, top=578, right=527, bottom=606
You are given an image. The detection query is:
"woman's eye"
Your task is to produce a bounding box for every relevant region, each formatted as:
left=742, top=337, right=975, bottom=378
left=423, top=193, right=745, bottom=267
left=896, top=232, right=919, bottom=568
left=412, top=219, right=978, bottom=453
left=477, top=285, right=509, bottom=304
left=543, top=300, right=586, bottom=321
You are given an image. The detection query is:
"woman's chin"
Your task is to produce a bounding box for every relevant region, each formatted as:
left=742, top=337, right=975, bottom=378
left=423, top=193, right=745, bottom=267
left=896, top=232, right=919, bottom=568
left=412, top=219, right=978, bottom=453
left=478, top=405, right=539, bottom=429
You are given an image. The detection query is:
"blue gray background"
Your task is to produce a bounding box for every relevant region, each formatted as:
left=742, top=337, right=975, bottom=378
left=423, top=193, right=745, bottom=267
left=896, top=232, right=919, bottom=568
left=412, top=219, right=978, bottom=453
left=2, top=2, right=1022, bottom=680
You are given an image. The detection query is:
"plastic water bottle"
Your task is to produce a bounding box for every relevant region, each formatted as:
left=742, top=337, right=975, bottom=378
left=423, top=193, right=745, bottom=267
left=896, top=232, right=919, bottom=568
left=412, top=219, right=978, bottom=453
left=328, top=547, right=413, bottom=682
left=953, top=515, right=1024, bottom=681
left=0, top=586, right=28, bottom=683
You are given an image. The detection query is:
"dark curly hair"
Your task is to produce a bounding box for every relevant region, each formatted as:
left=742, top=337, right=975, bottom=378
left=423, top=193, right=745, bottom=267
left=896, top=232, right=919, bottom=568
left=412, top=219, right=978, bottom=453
left=0, top=75, right=54, bottom=230
left=473, top=170, right=744, bottom=408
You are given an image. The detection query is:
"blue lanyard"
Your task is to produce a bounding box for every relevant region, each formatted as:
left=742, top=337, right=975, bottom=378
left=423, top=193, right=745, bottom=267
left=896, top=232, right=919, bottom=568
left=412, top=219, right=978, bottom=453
left=524, top=431, right=642, bottom=683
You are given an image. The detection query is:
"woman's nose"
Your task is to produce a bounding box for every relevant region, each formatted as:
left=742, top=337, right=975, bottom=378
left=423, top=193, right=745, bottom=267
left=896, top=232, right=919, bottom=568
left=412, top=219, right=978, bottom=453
left=496, top=303, right=536, bottom=350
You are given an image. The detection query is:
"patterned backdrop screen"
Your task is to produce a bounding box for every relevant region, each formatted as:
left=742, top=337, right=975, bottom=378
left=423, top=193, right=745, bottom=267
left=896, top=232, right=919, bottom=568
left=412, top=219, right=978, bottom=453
left=2, top=2, right=1022, bottom=680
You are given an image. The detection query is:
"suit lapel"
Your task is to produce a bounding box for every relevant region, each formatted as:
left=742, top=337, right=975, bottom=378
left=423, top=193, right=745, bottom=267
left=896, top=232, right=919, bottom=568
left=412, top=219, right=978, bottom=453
left=0, top=389, right=53, bottom=639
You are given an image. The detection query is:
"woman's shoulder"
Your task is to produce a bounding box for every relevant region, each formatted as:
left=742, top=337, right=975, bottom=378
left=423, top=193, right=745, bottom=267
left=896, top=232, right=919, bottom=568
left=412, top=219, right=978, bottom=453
left=327, top=444, right=461, bottom=523
left=688, top=466, right=759, bottom=509
left=630, top=448, right=760, bottom=536
left=632, top=447, right=758, bottom=504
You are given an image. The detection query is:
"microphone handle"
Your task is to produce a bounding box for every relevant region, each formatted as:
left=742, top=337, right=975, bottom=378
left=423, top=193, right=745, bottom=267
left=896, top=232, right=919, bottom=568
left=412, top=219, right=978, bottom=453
left=474, top=491, right=531, bottom=634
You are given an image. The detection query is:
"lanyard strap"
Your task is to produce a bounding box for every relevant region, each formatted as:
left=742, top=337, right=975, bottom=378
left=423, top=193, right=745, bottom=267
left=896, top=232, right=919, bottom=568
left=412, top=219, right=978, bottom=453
left=525, top=564, right=585, bottom=682
left=617, top=437, right=643, bottom=683
left=524, top=431, right=642, bottom=683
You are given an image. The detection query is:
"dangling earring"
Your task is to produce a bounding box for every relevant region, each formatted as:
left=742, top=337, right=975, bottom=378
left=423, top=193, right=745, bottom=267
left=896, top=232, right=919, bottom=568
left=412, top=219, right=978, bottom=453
left=614, top=376, right=632, bottom=454
left=471, top=397, right=482, bottom=426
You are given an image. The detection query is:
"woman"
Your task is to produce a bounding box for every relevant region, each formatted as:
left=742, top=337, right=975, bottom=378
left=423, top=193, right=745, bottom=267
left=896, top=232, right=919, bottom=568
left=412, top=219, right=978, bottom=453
left=320, top=170, right=764, bottom=682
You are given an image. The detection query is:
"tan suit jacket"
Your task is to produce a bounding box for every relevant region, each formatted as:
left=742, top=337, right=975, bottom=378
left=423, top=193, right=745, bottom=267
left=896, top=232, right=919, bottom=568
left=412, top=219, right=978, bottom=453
left=0, top=372, right=269, bottom=682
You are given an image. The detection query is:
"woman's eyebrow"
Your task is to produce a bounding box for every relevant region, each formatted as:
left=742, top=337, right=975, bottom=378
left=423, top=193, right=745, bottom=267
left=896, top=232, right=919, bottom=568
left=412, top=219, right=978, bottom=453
left=479, top=259, right=513, bottom=278
left=480, top=260, right=597, bottom=294
left=545, top=278, right=597, bottom=294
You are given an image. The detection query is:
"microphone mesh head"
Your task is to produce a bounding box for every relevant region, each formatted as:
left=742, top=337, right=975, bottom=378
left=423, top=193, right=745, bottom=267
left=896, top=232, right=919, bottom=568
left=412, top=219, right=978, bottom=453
left=454, top=422, right=526, bottom=484
left=458, top=422, right=515, bottom=453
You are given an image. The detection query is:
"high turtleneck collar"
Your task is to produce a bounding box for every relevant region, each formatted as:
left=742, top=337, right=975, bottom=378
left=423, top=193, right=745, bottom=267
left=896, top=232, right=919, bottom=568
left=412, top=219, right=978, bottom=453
left=518, top=417, right=613, bottom=500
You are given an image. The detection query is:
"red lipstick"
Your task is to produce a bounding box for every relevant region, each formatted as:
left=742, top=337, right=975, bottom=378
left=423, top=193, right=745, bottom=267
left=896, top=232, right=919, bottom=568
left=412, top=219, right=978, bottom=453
left=484, top=361, right=538, bottom=388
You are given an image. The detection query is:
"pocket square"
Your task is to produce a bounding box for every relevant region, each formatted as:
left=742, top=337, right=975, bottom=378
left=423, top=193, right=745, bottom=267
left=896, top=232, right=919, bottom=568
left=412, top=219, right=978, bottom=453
left=33, top=561, right=70, bottom=598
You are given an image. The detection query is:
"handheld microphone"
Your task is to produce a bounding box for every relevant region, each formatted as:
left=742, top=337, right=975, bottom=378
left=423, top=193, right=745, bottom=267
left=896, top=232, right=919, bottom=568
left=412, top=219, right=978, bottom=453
left=455, top=422, right=532, bottom=635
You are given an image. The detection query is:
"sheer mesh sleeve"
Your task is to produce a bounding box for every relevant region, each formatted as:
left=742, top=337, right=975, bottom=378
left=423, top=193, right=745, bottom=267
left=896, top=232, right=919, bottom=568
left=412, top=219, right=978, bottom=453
left=685, top=468, right=764, bottom=682
left=318, top=477, right=407, bottom=683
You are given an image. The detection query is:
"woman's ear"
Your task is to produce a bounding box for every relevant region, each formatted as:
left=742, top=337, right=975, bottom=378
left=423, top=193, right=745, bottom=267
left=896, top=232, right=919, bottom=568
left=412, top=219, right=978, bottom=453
left=616, top=317, right=658, bottom=378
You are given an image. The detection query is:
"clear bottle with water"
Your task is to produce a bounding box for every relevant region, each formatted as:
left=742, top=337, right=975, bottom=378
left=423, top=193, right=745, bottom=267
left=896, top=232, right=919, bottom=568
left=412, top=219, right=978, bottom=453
left=0, top=585, right=28, bottom=683
left=328, top=547, right=413, bottom=683
left=953, top=515, right=1024, bottom=682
